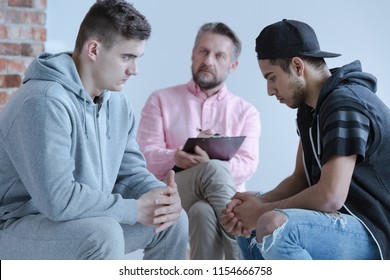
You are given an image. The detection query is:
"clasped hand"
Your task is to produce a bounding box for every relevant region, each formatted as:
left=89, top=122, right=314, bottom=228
left=222, top=192, right=266, bottom=237
left=137, top=170, right=182, bottom=233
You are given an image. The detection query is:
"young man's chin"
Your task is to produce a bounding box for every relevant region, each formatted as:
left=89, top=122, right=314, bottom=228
left=108, top=84, right=125, bottom=92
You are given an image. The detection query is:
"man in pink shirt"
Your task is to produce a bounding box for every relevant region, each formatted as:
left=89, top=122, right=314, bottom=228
left=137, top=22, right=261, bottom=259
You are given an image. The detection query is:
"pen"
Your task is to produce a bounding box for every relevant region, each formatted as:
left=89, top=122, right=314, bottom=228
left=197, top=127, right=222, bottom=137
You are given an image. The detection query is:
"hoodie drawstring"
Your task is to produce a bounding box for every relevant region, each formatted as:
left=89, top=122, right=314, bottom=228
left=94, top=92, right=110, bottom=140
left=309, top=117, right=322, bottom=169
left=82, top=90, right=89, bottom=139
left=106, top=99, right=110, bottom=139
left=317, top=116, right=321, bottom=156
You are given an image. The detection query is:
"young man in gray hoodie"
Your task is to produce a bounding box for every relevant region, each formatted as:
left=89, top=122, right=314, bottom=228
left=0, top=0, right=188, bottom=260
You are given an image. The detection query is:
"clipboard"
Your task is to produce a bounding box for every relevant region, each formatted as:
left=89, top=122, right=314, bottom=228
left=172, top=136, right=246, bottom=172
left=181, top=136, right=246, bottom=161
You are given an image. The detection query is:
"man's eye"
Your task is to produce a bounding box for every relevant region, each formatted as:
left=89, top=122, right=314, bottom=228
left=216, top=53, right=225, bottom=60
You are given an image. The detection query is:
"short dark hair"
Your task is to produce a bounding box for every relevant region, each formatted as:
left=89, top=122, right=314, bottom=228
left=193, top=22, right=241, bottom=60
left=74, top=0, right=151, bottom=54
left=270, top=56, right=326, bottom=74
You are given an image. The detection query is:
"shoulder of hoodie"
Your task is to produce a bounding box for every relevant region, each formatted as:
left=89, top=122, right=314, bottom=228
left=17, top=79, right=78, bottom=106
left=318, top=84, right=378, bottom=123
left=320, top=61, right=378, bottom=111
left=0, top=81, right=70, bottom=140
left=0, top=80, right=75, bottom=122
left=20, top=80, right=130, bottom=109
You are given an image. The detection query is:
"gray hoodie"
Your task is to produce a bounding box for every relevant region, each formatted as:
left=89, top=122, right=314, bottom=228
left=0, top=52, right=164, bottom=224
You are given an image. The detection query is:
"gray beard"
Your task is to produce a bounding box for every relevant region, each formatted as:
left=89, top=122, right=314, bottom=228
left=193, top=74, right=222, bottom=90
left=192, top=69, right=228, bottom=91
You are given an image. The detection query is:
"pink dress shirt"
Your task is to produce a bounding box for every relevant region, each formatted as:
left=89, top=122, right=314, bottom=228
left=137, top=80, right=261, bottom=191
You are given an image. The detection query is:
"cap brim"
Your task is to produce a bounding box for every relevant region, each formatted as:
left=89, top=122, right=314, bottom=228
left=299, top=50, right=341, bottom=58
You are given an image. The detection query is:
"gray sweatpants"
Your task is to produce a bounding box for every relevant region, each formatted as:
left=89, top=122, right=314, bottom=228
left=0, top=210, right=188, bottom=260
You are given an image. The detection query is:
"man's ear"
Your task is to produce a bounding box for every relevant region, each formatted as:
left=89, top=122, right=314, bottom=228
left=85, top=39, right=99, bottom=61
left=191, top=49, right=196, bottom=64
left=291, top=57, right=304, bottom=76
left=229, top=60, right=239, bottom=74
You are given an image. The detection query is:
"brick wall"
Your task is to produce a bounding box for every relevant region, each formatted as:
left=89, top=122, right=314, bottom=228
left=0, top=0, right=47, bottom=109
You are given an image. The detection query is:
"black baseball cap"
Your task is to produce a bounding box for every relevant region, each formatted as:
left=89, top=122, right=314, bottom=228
left=255, top=19, right=341, bottom=60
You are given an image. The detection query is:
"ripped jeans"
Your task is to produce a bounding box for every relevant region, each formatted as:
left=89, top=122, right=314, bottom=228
left=237, top=209, right=381, bottom=260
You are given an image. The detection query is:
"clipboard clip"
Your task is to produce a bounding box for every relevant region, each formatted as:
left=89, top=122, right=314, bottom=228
left=211, top=133, right=223, bottom=138
left=196, top=128, right=223, bottom=138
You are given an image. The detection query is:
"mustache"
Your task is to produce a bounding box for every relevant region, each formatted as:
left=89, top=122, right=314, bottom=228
left=197, top=65, right=215, bottom=74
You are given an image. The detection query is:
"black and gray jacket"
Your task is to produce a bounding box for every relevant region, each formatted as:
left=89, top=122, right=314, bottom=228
left=297, top=60, right=390, bottom=259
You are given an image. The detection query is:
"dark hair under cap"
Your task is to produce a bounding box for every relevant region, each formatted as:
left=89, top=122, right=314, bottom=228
left=255, top=19, right=341, bottom=60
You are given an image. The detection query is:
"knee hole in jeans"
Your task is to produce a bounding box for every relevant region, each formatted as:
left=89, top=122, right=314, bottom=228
left=256, top=211, right=287, bottom=242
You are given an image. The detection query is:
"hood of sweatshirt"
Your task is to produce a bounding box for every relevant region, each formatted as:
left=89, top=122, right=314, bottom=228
left=24, top=52, right=90, bottom=101
left=315, top=60, right=377, bottom=112
left=23, top=52, right=111, bottom=138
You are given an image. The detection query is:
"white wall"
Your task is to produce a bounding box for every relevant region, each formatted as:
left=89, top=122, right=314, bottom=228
left=47, top=0, right=390, bottom=193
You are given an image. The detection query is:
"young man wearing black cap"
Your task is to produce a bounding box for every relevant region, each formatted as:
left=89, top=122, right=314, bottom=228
left=222, top=19, right=390, bottom=260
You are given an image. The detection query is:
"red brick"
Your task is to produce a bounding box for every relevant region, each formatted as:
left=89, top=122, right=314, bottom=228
left=6, top=9, right=46, bottom=25
left=2, top=25, right=17, bottom=40
left=8, top=0, right=33, bottom=8
left=4, top=26, right=46, bottom=41
left=32, top=26, right=46, bottom=41
left=0, top=74, right=22, bottom=88
left=0, top=58, right=6, bottom=72
left=21, top=42, right=44, bottom=56
left=0, top=25, right=7, bottom=38
left=0, top=42, right=21, bottom=56
left=6, top=57, right=33, bottom=72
